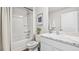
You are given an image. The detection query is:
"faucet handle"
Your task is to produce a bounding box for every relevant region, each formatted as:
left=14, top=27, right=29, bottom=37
left=60, top=28, right=63, bottom=31
left=52, top=27, right=56, bottom=30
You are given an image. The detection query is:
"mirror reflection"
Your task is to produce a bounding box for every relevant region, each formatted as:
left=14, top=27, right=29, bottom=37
left=48, top=7, right=79, bottom=35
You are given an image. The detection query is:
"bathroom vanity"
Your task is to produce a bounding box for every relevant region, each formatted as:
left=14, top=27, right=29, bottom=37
left=45, top=8, right=79, bottom=51
left=40, top=32, right=79, bottom=51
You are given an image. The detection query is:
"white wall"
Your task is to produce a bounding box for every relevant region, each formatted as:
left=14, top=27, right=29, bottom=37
left=43, top=7, right=49, bottom=33
left=33, top=8, right=36, bottom=34
left=49, top=7, right=79, bottom=32
left=49, top=11, right=61, bottom=31
left=34, top=7, right=49, bottom=34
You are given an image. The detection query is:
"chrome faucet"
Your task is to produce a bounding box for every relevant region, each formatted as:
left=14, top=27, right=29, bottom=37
left=56, top=28, right=63, bottom=35
left=48, top=27, right=56, bottom=33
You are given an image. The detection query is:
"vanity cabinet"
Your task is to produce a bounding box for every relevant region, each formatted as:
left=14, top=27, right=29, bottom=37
left=40, top=36, right=79, bottom=51
left=41, top=42, right=61, bottom=51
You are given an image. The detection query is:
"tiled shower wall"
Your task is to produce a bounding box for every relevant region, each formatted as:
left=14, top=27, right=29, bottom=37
left=11, top=8, right=32, bottom=51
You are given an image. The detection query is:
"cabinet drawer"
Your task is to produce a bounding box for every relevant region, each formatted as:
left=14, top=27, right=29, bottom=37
left=41, top=37, right=79, bottom=51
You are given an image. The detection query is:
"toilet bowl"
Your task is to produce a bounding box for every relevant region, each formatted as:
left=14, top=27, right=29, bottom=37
left=26, top=41, right=39, bottom=51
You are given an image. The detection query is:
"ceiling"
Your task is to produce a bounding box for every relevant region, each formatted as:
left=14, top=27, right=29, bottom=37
left=25, top=7, right=68, bottom=12
left=27, top=7, right=67, bottom=12
left=28, top=7, right=33, bottom=10
left=24, top=7, right=33, bottom=11
left=49, top=7, right=67, bottom=13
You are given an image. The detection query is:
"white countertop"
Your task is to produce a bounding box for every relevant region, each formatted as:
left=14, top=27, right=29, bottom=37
left=40, top=32, right=79, bottom=47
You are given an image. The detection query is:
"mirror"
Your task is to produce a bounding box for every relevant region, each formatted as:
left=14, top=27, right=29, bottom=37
left=48, top=7, right=79, bottom=34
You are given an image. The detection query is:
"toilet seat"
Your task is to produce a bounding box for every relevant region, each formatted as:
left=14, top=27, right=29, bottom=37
left=26, top=41, right=39, bottom=49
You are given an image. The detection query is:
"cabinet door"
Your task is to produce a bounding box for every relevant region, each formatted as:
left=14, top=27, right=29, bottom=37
left=41, top=42, right=53, bottom=51
left=42, top=37, right=79, bottom=51
left=41, top=42, right=62, bottom=51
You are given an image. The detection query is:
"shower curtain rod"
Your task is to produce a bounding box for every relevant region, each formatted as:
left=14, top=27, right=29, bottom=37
left=24, top=7, right=33, bottom=11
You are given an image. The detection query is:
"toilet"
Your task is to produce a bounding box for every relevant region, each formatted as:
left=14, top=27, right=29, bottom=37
left=26, top=41, right=39, bottom=51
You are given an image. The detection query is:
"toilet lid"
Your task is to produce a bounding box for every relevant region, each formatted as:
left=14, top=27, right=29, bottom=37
left=26, top=41, right=38, bottom=47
